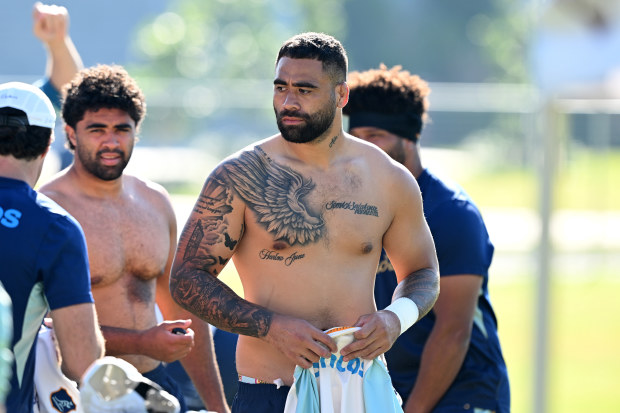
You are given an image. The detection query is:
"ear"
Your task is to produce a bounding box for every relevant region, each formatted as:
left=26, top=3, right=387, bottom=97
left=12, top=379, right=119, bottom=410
left=65, top=124, right=77, bottom=148
left=41, top=140, right=52, bottom=158
left=336, top=82, right=349, bottom=108
left=38, top=131, right=55, bottom=160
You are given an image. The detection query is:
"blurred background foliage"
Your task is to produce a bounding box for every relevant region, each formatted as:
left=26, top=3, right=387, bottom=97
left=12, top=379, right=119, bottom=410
left=124, top=0, right=538, bottom=166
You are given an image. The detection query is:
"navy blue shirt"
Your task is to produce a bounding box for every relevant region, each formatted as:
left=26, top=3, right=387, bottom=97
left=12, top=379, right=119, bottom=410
left=0, top=177, right=93, bottom=413
left=33, top=78, right=62, bottom=109
left=375, top=169, right=510, bottom=412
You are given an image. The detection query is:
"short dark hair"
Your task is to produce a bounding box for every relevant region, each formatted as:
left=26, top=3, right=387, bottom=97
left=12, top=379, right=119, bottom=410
left=344, top=64, right=430, bottom=139
left=0, top=107, right=51, bottom=160
left=276, top=32, right=348, bottom=85
left=62, top=64, right=146, bottom=150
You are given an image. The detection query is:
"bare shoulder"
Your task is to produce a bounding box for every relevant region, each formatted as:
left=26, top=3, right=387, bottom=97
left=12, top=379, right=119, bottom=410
left=205, top=136, right=276, bottom=178
left=222, top=136, right=276, bottom=163
left=346, top=133, right=418, bottom=188
left=125, top=173, right=173, bottom=208
left=39, top=169, right=75, bottom=202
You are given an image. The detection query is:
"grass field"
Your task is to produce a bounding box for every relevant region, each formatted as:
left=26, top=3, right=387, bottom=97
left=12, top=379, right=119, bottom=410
left=490, top=275, right=620, bottom=412
left=460, top=149, right=620, bottom=211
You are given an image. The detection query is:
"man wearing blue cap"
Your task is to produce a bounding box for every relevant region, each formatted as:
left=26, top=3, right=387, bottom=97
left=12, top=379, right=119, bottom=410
left=0, top=82, right=105, bottom=413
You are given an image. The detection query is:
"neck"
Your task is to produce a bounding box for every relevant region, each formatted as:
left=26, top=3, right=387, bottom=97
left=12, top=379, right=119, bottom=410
left=402, top=141, right=424, bottom=178
left=0, top=156, right=42, bottom=188
left=67, top=161, right=125, bottom=198
left=281, top=116, right=346, bottom=168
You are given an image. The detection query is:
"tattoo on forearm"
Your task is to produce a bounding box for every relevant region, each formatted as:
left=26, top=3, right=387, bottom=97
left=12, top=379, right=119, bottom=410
left=223, top=147, right=324, bottom=245
left=393, top=268, right=439, bottom=318
left=325, top=200, right=379, bottom=217
left=171, top=262, right=272, bottom=337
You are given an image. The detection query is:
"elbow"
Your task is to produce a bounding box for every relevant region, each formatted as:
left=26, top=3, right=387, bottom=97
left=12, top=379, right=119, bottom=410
left=429, top=268, right=441, bottom=306
left=60, top=363, right=83, bottom=383
left=61, top=335, right=105, bottom=382
left=449, top=327, right=473, bottom=357
left=452, top=325, right=473, bottom=349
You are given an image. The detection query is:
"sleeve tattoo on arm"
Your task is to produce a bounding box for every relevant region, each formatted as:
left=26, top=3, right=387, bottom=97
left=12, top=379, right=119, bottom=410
left=173, top=147, right=326, bottom=336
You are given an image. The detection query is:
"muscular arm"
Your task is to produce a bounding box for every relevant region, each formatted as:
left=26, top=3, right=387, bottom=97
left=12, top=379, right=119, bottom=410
left=170, top=162, right=274, bottom=337
left=51, top=303, right=104, bottom=381
left=404, top=275, right=482, bottom=413
left=32, top=2, right=83, bottom=90
left=156, top=187, right=229, bottom=413
left=170, top=259, right=272, bottom=337
left=385, top=167, right=439, bottom=318
left=392, top=267, right=439, bottom=320
left=98, top=323, right=193, bottom=362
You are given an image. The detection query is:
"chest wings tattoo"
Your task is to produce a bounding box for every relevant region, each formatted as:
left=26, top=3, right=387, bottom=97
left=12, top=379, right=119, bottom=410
left=224, top=148, right=324, bottom=245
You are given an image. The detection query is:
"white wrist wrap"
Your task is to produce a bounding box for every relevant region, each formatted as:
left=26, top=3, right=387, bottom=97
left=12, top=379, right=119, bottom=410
left=385, top=297, right=419, bottom=335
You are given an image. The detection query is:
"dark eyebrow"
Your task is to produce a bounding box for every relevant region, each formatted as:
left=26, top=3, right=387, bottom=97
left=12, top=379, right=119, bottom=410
left=85, top=122, right=133, bottom=130
left=84, top=123, right=108, bottom=130
left=273, top=79, right=318, bottom=89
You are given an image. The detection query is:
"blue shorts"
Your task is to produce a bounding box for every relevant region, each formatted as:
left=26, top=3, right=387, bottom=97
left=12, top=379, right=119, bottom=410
left=231, top=381, right=291, bottom=413
left=143, top=363, right=187, bottom=413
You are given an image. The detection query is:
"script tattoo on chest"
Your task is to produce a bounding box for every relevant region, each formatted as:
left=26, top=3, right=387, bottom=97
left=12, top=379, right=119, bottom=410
left=224, top=147, right=324, bottom=245
left=258, top=249, right=306, bottom=266
left=325, top=200, right=379, bottom=217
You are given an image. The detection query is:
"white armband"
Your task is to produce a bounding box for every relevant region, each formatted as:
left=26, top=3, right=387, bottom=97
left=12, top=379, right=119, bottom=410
left=384, top=297, right=419, bottom=335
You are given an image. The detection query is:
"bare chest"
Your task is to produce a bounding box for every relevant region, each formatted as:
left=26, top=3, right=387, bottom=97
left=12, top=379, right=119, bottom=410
left=71, top=201, right=171, bottom=287
left=231, top=160, right=387, bottom=327
left=248, top=167, right=389, bottom=252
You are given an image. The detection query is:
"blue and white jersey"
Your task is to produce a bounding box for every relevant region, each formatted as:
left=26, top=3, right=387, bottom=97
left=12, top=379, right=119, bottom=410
left=374, top=169, right=510, bottom=412
left=0, top=177, right=93, bottom=413
left=284, top=327, right=402, bottom=413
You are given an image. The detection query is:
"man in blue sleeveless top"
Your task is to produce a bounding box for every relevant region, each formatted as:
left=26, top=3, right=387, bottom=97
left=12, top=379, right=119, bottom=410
left=344, top=65, right=510, bottom=413
left=0, top=82, right=105, bottom=413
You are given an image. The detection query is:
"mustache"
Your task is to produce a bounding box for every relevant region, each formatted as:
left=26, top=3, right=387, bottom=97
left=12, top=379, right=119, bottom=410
left=96, top=149, right=124, bottom=157
left=277, top=110, right=309, bottom=120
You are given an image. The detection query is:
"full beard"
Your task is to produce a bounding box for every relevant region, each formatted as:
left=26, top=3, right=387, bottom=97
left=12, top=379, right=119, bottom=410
left=275, top=96, right=337, bottom=144
left=77, top=148, right=131, bottom=181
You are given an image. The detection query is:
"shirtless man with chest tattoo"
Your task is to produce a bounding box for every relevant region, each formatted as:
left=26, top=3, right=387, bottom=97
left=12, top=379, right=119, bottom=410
left=170, top=33, right=440, bottom=413
left=41, top=65, right=229, bottom=413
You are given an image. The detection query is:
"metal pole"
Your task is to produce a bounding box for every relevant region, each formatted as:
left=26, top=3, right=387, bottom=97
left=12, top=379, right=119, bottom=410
left=533, top=98, right=556, bottom=413
left=530, top=1, right=552, bottom=411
